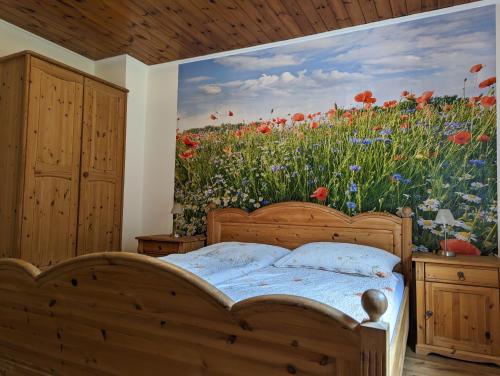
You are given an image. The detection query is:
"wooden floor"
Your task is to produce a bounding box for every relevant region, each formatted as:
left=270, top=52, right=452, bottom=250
left=404, top=348, right=500, bottom=376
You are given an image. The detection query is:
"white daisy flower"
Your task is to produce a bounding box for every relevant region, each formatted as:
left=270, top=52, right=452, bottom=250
left=453, top=231, right=477, bottom=242
left=471, top=182, right=487, bottom=189
left=418, top=198, right=440, bottom=212
left=453, top=220, right=472, bottom=231
left=417, top=218, right=436, bottom=229
left=413, top=245, right=429, bottom=252
left=457, top=193, right=481, bottom=204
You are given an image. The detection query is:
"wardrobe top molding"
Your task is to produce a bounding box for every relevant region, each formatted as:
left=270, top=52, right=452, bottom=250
left=0, top=50, right=128, bottom=93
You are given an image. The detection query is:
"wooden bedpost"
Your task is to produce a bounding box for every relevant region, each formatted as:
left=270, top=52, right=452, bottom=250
left=360, top=289, right=389, bottom=376
left=401, top=207, right=413, bottom=283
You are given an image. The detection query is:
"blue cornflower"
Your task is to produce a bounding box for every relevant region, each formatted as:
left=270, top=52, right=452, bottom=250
left=349, top=165, right=361, bottom=172
left=362, top=138, right=373, bottom=145
left=392, top=173, right=402, bottom=181
left=346, top=201, right=356, bottom=209
left=469, top=159, right=486, bottom=167
left=403, top=178, right=412, bottom=184
left=271, top=165, right=281, bottom=172
left=261, top=200, right=270, bottom=206
left=379, top=129, right=393, bottom=135
left=349, top=182, right=358, bottom=193
left=350, top=137, right=361, bottom=144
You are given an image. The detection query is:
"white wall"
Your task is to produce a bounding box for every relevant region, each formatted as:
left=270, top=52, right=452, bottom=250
left=95, top=55, right=149, bottom=251
left=0, top=19, right=94, bottom=74
left=143, top=63, right=179, bottom=234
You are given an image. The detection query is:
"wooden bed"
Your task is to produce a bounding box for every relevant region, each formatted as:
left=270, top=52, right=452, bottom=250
left=0, top=202, right=412, bottom=376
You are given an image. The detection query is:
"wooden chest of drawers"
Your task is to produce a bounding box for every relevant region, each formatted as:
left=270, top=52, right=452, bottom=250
left=414, top=253, right=500, bottom=366
left=136, top=234, right=206, bottom=257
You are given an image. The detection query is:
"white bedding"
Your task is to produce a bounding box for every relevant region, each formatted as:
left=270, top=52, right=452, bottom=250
left=160, top=242, right=289, bottom=284
left=214, top=266, right=405, bottom=342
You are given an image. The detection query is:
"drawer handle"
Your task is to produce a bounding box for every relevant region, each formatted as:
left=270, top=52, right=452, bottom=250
left=485, top=331, right=491, bottom=340
left=457, top=271, right=465, bottom=281
left=425, top=310, right=433, bottom=318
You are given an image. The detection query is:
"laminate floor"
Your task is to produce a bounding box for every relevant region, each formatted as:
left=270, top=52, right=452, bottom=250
left=404, top=348, right=500, bottom=376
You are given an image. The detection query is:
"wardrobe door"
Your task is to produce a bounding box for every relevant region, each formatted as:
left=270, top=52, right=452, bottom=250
left=77, top=78, right=125, bottom=254
left=21, top=57, right=83, bottom=267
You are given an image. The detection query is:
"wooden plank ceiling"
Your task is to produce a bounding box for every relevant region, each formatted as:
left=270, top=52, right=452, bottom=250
left=0, top=0, right=477, bottom=65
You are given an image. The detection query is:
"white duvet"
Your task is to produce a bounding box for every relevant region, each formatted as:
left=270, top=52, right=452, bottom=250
left=215, top=266, right=404, bottom=342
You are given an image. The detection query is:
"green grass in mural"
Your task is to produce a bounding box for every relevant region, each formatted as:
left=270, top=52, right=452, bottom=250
left=174, top=88, right=497, bottom=254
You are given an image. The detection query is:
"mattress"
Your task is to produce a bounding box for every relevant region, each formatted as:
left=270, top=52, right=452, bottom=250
left=214, top=266, right=405, bottom=343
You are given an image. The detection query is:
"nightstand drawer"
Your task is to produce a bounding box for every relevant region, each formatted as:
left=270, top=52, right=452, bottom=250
left=141, top=241, right=179, bottom=256
left=425, top=264, right=499, bottom=287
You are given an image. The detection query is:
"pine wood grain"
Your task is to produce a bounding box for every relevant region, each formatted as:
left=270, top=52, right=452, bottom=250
left=0, top=202, right=411, bottom=375
left=0, top=0, right=478, bottom=64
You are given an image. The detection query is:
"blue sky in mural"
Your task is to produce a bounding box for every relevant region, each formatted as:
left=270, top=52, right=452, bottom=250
left=177, top=6, right=495, bottom=130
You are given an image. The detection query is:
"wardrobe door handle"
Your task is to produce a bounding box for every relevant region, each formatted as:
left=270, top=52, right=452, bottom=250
left=82, top=171, right=89, bottom=178
left=457, top=271, right=465, bottom=281
left=425, top=310, right=433, bottom=318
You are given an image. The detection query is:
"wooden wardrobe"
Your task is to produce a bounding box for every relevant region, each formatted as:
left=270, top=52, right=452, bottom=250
left=0, top=51, right=127, bottom=268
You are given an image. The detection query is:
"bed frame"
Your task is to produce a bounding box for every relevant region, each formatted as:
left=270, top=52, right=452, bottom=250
left=0, top=202, right=411, bottom=376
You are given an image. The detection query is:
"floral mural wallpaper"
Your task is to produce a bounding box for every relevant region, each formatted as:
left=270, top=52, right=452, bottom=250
left=174, top=6, right=497, bottom=255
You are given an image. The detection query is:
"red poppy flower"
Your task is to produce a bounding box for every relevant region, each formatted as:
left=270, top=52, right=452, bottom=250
left=440, top=239, right=480, bottom=255
left=228, top=110, right=234, bottom=116
left=372, top=125, right=382, bottom=131
left=292, top=113, right=305, bottom=122
left=257, top=124, right=272, bottom=134
left=477, top=134, right=490, bottom=142
left=383, top=100, right=398, bottom=108
left=310, top=121, right=319, bottom=129
left=401, top=90, right=409, bottom=97
left=307, top=113, right=314, bottom=120
left=442, top=104, right=453, bottom=112
left=416, top=91, right=434, bottom=104
left=183, top=136, right=200, bottom=148
left=400, top=123, right=409, bottom=129
left=479, top=76, right=496, bottom=88
left=326, top=108, right=336, bottom=117
left=354, top=90, right=375, bottom=103
left=235, top=130, right=242, bottom=138
left=481, top=96, right=496, bottom=107
left=343, top=111, right=352, bottom=119
left=277, top=117, right=287, bottom=125
left=210, top=114, right=217, bottom=120
left=310, top=187, right=328, bottom=201
left=364, top=103, right=372, bottom=110
left=179, top=151, right=195, bottom=159
left=400, top=114, right=409, bottom=120
left=469, top=64, right=483, bottom=73
left=447, top=131, right=472, bottom=145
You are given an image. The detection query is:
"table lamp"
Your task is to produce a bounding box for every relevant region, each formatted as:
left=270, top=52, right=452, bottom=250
left=435, top=209, right=455, bottom=257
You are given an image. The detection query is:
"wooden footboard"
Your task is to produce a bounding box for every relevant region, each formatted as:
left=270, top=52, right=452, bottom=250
left=0, top=253, right=402, bottom=376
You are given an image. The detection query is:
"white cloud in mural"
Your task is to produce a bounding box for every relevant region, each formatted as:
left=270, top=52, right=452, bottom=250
left=199, top=84, right=222, bottom=95
left=177, top=6, right=496, bottom=130
left=217, top=54, right=306, bottom=70
left=186, top=76, right=213, bottom=83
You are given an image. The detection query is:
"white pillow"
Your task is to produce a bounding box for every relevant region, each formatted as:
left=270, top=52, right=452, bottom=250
left=162, top=242, right=289, bottom=284
left=273, top=242, right=400, bottom=278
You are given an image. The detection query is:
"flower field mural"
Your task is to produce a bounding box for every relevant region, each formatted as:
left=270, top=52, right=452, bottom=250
left=175, top=6, right=497, bottom=255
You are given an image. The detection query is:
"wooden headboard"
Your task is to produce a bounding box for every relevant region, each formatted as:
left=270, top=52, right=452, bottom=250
left=207, top=202, right=413, bottom=281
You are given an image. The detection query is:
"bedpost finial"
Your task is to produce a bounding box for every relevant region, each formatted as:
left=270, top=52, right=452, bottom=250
left=361, top=289, right=388, bottom=322
left=402, top=207, right=412, bottom=218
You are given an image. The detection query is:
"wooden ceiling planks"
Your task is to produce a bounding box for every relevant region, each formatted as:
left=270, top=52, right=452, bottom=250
left=0, top=0, right=478, bottom=65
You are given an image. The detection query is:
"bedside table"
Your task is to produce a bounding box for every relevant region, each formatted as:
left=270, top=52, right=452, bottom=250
left=136, top=234, right=206, bottom=257
left=413, top=253, right=500, bottom=366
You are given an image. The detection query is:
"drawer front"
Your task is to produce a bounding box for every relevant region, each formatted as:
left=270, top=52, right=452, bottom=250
left=425, top=264, right=499, bottom=287
left=140, top=241, right=179, bottom=257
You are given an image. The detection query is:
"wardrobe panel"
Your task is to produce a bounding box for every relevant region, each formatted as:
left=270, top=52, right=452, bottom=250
left=77, top=78, right=125, bottom=254
left=0, top=56, right=26, bottom=259
left=21, top=58, right=83, bottom=268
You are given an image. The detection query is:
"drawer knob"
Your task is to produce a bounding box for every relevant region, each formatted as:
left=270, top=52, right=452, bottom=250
left=425, top=310, right=433, bottom=318
left=485, top=331, right=491, bottom=340
left=457, top=271, right=465, bottom=281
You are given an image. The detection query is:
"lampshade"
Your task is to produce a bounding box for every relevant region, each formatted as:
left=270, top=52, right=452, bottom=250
left=435, top=209, right=455, bottom=225
left=171, top=202, right=184, bottom=215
